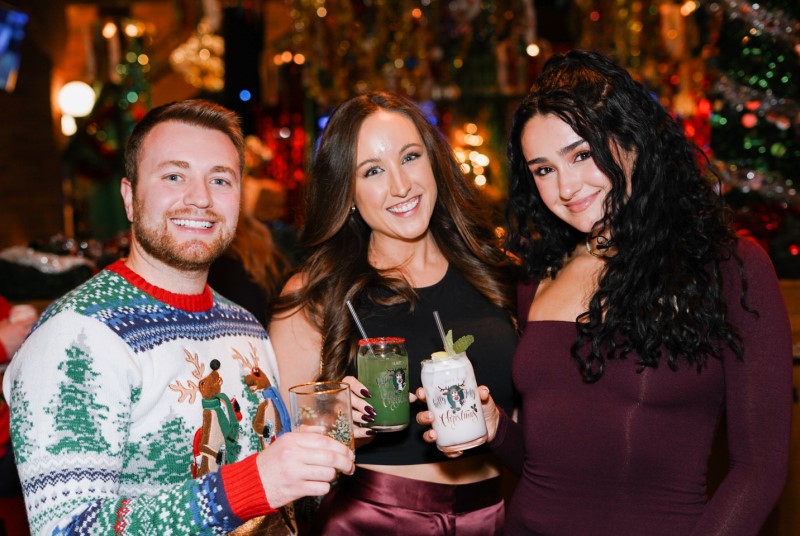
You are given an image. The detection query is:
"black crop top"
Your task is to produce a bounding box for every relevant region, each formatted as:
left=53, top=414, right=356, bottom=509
left=349, top=264, right=517, bottom=465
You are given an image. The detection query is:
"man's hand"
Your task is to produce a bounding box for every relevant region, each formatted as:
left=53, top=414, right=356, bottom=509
left=255, top=431, right=355, bottom=508
left=415, top=385, right=501, bottom=457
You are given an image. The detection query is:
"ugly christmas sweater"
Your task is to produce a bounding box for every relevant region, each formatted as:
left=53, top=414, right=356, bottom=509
left=3, top=260, right=291, bottom=535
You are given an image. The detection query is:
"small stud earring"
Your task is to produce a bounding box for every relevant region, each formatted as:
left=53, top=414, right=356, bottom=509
left=350, top=205, right=357, bottom=214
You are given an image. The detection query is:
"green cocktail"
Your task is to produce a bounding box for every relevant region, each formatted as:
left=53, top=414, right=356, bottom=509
left=357, top=337, right=410, bottom=432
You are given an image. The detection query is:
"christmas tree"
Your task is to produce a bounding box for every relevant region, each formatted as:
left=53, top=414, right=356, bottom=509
left=144, top=413, right=193, bottom=482
left=8, top=379, right=33, bottom=464
left=573, top=0, right=799, bottom=277
left=63, top=16, right=152, bottom=243
left=708, top=0, right=800, bottom=278
left=47, top=338, right=112, bottom=455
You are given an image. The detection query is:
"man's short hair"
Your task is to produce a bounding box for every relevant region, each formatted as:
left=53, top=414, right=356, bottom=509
left=124, top=99, right=245, bottom=189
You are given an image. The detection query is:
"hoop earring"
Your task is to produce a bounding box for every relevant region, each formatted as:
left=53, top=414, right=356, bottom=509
left=585, top=234, right=611, bottom=260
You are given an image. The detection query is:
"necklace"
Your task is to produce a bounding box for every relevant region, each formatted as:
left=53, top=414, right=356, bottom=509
left=585, top=236, right=608, bottom=259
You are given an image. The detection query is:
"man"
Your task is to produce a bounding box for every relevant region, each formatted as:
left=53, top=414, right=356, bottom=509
left=2, top=100, right=354, bottom=535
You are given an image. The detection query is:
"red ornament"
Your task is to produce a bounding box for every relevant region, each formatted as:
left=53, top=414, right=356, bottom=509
left=741, top=113, right=758, bottom=128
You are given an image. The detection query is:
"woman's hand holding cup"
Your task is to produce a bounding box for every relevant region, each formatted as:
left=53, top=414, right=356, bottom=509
left=341, top=375, right=378, bottom=443
left=415, top=385, right=501, bottom=458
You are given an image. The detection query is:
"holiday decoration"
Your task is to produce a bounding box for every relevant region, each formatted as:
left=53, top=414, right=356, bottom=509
left=277, top=0, right=539, bottom=103
left=170, top=0, right=225, bottom=92
left=63, top=15, right=153, bottom=243
left=169, top=19, right=225, bottom=92
left=268, top=0, right=540, bottom=217
left=707, top=0, right=799, bottom=278
left=572, top=0, right=798, bottom=277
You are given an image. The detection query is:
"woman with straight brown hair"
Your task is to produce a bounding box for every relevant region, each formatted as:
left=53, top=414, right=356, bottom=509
left=270, top=91, right=517, bottom=534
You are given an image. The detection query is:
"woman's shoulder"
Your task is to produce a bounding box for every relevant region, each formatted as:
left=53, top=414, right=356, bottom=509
left=272, top=271, right=312, bottom=319
left=280, top=271, right=308, bottom=294
left=732, top=236, right=776, bottom=274
left=734, top=236, right=769, bottom=259
left=721, top=237, right=780, bottom=296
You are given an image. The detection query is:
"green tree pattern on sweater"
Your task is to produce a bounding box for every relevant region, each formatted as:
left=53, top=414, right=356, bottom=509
left=47, top=335, right=112, bottom=456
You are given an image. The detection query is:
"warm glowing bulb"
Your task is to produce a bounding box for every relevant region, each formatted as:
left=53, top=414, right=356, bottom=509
left=680, top=1, right=698, bottom=16
left=58, top=81, right=96, bottom=118
left=526, top=43, right=541, bottom=57
left=61, top=115, right=77, bottom=136
left=102, top=22, right=117, bottom=39
left=465, top=134, right=484, bottom=146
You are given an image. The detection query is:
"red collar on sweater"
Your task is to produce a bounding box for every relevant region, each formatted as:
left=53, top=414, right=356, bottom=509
left=106, top=260, right=214, bottom=312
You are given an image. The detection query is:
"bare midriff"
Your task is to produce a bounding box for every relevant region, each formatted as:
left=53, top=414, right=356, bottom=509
left=358, top=453, right=501, bottom=484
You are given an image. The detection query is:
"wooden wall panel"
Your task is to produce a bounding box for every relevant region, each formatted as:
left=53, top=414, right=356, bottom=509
left=0, top=0, right=67, bottom=250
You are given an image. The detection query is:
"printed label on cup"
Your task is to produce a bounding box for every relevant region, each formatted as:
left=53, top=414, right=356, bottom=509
left=421, top=352, right=487, bottom=453
left=357, top=337, right=410, bottom=432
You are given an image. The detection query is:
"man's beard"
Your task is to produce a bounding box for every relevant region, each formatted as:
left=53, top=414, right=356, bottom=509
left=132, top=201, right=235, bottom=272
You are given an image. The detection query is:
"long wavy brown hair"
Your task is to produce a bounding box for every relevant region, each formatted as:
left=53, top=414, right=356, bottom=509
left=225, top=212, right=289, bottom=302
left=273, top=92, right=514, bottom=381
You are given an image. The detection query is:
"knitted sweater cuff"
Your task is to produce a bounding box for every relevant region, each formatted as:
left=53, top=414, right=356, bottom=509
left=221, top=454, right=277, bottom=520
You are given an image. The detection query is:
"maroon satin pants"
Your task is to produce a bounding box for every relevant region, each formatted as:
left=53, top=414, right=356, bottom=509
left=306, top=467, right=504, bottom=535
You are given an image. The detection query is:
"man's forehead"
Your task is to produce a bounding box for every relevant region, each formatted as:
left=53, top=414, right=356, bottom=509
left=140, top=123, right=240, bottom=170
left=144, top=120, right=230, bottom=143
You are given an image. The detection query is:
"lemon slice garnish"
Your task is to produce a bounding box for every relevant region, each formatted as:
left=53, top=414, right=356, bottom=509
left=431, top=351, right=451, bottom=361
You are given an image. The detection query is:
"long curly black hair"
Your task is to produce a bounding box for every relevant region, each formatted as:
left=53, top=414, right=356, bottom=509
left=506, top=50, right=748, bottom=382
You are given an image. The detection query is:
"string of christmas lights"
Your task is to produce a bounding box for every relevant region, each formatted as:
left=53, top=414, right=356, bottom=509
left=710, top=0, right=800, bottom=53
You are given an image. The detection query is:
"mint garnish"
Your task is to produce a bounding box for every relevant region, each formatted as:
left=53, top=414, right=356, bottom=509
left=443, top=330, right=474, bottom=355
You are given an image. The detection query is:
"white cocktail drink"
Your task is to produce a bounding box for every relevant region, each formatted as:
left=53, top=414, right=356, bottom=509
left=420, top=352, right=487, bottom=453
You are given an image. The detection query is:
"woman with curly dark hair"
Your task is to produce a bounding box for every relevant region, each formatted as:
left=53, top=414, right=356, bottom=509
left=421, top=50, right=792, bottom=535
left=270, top=91, right=517, bottom=533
